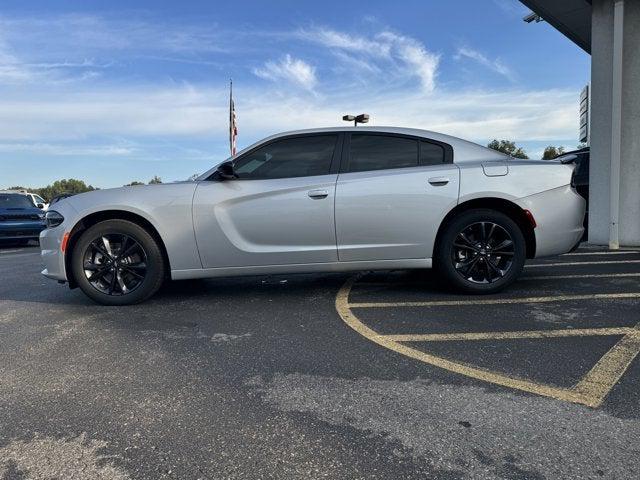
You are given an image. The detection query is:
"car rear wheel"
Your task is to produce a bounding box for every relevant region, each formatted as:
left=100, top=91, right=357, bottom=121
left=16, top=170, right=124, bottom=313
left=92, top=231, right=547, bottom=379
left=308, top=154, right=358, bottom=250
left=72, top=220, right=165, bottom=305
left=434, top=209, right=526, bottom=294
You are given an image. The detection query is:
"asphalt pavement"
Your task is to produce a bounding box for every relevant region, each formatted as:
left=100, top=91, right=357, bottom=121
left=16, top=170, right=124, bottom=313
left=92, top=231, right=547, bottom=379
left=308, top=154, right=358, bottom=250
left=1, top=243, right=639, bottom=479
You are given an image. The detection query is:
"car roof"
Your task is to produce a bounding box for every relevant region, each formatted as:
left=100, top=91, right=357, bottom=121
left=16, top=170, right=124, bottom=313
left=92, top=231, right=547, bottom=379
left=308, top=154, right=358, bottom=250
left=0, top=190, right=28, bottom=195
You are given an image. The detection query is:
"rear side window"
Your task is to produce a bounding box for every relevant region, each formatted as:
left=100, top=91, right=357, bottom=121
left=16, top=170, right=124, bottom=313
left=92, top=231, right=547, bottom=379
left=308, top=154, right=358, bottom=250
left=420, top=141, right=445, bottom=165
left=348, top=134, right=418, bottom=173
left=234, top=135, right=337, bottom=180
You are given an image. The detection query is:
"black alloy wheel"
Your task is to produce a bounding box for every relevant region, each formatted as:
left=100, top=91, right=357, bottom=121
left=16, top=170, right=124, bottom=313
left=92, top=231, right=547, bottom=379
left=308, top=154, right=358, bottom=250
left=452, top=221, right=515, bottom=284
left=435, top=209, right=526, bottom=294
left=82, top=233, right=148, bottom=296
left=72, top=219, right=165, bottom=305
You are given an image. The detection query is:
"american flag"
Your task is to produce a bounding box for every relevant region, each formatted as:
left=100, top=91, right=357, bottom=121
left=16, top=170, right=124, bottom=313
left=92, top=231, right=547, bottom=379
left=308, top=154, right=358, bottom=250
left=229, top=80, right=238, bottom=156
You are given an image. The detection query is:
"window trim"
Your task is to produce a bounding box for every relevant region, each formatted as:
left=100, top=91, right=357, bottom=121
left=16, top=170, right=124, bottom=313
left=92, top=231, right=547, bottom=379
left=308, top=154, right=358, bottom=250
left=340, top=132, right=453, bottom=174
left=207, top=132, right=344, bottom=181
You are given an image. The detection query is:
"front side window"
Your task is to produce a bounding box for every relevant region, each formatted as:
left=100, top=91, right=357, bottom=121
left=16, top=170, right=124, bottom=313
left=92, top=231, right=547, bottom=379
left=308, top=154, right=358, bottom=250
left=233, top=135, right=337, bottom=180
left=348, top=134, right=418, bottom=173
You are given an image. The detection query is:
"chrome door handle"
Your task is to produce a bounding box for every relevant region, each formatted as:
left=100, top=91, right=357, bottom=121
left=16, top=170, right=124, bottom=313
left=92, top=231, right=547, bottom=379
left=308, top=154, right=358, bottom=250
left=428, top=176, right=450, bottom=186
left=308, top=189, right=329, bottom=199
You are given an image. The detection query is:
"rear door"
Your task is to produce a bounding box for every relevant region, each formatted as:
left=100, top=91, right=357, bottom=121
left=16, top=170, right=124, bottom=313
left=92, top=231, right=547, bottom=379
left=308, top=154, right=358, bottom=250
left=193, top=133, right=342, bottom=268
left=335, top=133, right=459, bottom=261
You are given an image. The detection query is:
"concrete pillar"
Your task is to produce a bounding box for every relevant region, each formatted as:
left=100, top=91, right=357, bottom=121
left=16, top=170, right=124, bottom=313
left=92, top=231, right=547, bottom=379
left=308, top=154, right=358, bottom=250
left=589, top=0, right=640, bottom=247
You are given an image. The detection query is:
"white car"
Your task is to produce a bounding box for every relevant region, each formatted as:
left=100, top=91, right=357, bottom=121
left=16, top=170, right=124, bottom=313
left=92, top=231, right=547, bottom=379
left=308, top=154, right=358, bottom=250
left=27, top=192, right=49, bottom=210
left=40, top=127, right=585, bottom=305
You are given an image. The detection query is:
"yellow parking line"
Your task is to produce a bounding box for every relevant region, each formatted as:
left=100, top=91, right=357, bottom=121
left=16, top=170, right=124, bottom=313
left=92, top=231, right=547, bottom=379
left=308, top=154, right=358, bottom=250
left=572, top=324, right=640, bottom=407
left=526, top=259, right=640, bottom=268
left=337, top=273, right=640, bottom=408
left=381, top=327, right=634, bottom=342
left=356, top=272, right=640, bottom=287
left=348, top=292, right=640, bottom=308
left=524, top=272, right=640, bottom=281
left=562, top=251, right=639, bottom=256
left=336, top=276, right=592, bottom=406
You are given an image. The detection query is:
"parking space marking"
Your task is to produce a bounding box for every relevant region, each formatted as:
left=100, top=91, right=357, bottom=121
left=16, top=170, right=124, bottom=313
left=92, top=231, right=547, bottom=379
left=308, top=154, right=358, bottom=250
left=573, top=324, right=640, bottom=402
left=348, top=292, right=640, bottom=309
left=561, top=250, right=639, bottom=256
left=380, top=327, right=634, bottom=342
left=526, top=259, right=640, bottom=268
left=524, top=272, right=640, bottom=281
left=336, top=275, right=640, bottom=408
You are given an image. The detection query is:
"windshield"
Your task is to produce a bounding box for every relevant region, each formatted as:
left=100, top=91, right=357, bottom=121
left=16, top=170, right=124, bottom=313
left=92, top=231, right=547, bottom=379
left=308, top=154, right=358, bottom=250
left=0, top=194, right=34, bottom=208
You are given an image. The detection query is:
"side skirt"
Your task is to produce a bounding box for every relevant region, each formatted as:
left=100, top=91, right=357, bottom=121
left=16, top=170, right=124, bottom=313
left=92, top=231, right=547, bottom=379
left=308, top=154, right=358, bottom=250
left=171, top=258, right=432, bottom=280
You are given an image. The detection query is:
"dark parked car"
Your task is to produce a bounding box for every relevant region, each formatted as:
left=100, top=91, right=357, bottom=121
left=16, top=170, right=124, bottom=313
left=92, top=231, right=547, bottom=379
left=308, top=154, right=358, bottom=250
left=559, top=147, right=589, bottom=236
left=0, top=192, right=47, bottom=245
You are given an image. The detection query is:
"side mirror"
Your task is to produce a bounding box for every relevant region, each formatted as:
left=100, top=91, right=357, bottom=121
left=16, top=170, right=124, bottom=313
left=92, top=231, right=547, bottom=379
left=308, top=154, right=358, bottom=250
left=37, top=203, right=45, bottom=209
left=217, top=161, right=237, bottom=180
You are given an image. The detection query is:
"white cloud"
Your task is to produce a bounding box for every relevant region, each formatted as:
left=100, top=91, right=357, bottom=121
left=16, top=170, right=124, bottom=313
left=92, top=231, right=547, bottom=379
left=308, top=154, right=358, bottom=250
left=0, top=38, right=104, bottom=85
left=455, top=46, right=515, bottom=81
left=295, top=28, right=390, bottom=57
left=296, top=27, right=440, bottom=93
left=0, top=142, right=134, bottom=156
left=0, top=83, right=580, bottom=146
left=253, top=55, right=318, bottom=91
left=378, top=31, right=439, bottom=93
left=0, top=14, right=226, bottom=54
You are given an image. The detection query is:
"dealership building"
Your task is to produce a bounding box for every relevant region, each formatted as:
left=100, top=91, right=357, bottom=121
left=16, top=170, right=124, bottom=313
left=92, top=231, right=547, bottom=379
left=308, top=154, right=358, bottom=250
left=521, top=0, right=639, bottom=247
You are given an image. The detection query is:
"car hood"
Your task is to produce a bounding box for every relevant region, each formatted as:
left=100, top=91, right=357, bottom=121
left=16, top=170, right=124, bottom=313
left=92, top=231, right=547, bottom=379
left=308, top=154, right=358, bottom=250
left=61, top=181, right=200, bottom=216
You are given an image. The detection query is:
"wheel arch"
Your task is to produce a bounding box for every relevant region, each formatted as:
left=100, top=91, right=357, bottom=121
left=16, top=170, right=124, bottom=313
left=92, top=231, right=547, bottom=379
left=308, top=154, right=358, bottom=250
left=65, top=210, right=171, bottom=289
left=434, top=197, right=536, bottom=259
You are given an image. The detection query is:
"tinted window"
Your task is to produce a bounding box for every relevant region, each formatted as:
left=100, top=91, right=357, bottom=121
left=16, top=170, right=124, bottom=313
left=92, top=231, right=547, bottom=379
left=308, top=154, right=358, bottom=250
left=420, top=141, right=445, bottom=165
left=348, top=134, right=418, bottom=173
left=234, top=135, right=337, bottom=179
left=0, top=194, right=33, bottom=208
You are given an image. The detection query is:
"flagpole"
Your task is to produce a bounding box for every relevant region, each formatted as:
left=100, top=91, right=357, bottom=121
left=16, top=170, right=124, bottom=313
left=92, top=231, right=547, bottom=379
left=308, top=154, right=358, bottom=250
left=229, top=79, right=233, bottom=156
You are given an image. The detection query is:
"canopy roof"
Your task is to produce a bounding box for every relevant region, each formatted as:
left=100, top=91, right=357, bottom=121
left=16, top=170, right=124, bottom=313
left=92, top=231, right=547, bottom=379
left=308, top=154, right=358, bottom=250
left=520, top=0, right=592, bottom=53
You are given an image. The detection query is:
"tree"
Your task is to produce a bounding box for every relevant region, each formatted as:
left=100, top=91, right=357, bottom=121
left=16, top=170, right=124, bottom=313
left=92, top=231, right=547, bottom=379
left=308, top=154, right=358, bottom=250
left=542, top=146, right=565, bottom=160
left=36, top=179, right=97, bottom=201
left=148, top=176, right=162, bottom=184
left=487, top=139, right=529, bottom=159
left=125, top=181, right=145, bottom=186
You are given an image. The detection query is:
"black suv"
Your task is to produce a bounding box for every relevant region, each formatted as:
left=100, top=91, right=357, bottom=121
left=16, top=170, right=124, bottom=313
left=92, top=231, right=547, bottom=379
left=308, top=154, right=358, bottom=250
left=558, top=147, right=589, bottom=235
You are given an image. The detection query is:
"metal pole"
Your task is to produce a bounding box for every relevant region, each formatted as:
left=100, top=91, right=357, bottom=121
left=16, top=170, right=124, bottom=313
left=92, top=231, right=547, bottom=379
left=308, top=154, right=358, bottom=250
left=609, top=0, right=624, bottom=249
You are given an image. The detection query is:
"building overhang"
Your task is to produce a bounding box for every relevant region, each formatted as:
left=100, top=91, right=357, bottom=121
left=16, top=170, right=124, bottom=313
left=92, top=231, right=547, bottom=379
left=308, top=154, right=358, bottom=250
left=520, top=0, right=592, bottom=53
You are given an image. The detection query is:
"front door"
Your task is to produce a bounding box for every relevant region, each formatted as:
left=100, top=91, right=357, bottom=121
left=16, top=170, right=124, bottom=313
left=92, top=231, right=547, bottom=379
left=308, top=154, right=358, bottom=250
left=193, top=133, right=341, bottom=268
left=335, top=133, right=460, bottom=261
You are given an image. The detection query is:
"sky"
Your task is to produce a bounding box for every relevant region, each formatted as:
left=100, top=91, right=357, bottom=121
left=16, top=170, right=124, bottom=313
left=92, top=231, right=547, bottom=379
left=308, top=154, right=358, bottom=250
left=0, top=0, right=590, bottom=189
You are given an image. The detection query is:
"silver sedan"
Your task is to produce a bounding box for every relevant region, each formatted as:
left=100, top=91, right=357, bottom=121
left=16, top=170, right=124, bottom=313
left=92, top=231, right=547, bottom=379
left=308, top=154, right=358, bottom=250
left=40, top=127, right=586, bottom=305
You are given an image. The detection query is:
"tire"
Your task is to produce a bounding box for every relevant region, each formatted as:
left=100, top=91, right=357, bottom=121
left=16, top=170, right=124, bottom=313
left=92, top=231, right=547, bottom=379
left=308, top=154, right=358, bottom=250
left=71, top=219, right=165, bottom=305
left=434, top=209, right=526, bottom=294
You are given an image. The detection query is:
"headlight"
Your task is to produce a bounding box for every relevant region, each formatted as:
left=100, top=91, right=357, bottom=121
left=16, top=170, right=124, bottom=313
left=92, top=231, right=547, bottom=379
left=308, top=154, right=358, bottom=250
left=45, top=210, right=65, bottom=228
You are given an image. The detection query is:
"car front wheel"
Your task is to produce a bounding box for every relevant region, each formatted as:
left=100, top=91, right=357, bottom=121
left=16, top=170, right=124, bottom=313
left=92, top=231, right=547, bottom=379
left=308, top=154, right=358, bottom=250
left=435, top=209, right=526, bottom=294
left=71, top=219, right=165, bottom=305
